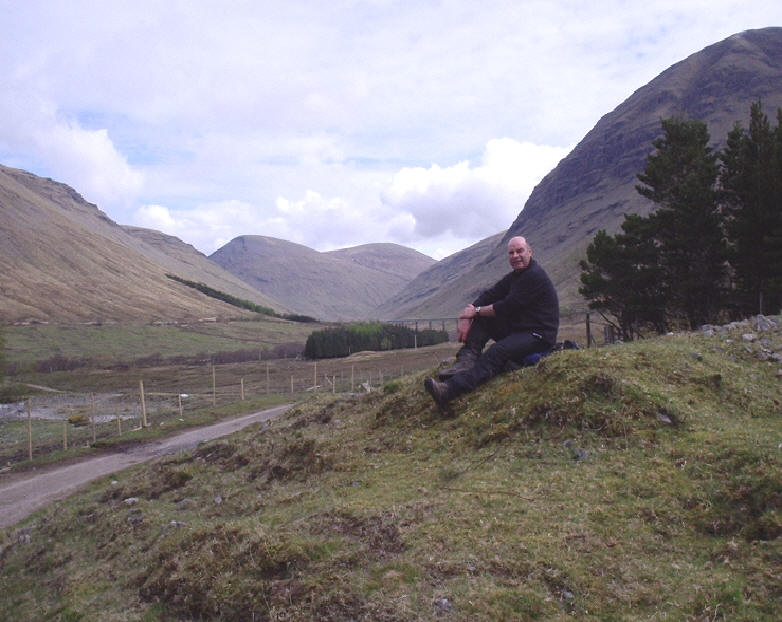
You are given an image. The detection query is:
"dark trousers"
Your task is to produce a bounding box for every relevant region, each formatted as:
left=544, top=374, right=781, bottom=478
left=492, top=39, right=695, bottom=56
left=447, top=316, right=549, bottom=397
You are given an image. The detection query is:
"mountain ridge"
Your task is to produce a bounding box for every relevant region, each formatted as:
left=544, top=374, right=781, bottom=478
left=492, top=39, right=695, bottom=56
left=4, top=28, right=782, bottom=325
left=210, top=235, right=435, bottom=321
left=0, top=164, right=285, bottom=323
left=393, top=27, right=782, bottom=321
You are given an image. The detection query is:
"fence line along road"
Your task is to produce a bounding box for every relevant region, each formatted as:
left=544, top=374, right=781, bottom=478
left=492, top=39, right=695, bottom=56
left=0, top=404, right=291, bottom=529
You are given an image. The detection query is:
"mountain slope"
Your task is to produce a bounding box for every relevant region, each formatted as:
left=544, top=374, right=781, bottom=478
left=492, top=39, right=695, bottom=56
left=374, top=231, right=504, bottom=319
left=0, top=165, right=283, bottom=323
left=121, top=226, right=286, bottom=311
left=398, top=27, right=782, bottom=320
left=3, top=319, right=782, bottom=620
left=210, top=236, right=435, bottom=321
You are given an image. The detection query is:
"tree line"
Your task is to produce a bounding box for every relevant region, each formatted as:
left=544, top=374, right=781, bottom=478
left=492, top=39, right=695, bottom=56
left=579, top=101, right=782, bottom=340
left=166, top=274, right=316, bottom=323
left=304, top=322, right=448, bottom=359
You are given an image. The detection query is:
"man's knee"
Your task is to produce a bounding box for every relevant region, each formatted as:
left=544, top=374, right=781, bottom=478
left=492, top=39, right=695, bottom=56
left=482, top=341, right=515, bottom=371
left=492, top=333, right=544, bottom=364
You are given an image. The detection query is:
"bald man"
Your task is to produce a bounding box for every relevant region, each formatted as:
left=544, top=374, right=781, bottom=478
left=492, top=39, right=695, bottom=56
left=424, top=236, right=559, bottom=413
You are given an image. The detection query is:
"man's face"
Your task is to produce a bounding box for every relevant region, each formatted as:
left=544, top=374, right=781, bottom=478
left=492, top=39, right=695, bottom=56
left=508, top=237, right=532, bottom=271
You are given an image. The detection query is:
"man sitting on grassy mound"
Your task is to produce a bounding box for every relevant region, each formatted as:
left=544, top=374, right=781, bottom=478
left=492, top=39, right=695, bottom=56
left=424, top=235, right=559, bottom=413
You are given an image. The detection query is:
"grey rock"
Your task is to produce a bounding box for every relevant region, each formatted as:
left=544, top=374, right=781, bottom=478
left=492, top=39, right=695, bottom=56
left=176, top=497, right=197, bottom=510
left=434, top=597, right=452, bottom=613
left=164, top=519, right=186, bottom=532
left=14, top=527, right=32, bottom=545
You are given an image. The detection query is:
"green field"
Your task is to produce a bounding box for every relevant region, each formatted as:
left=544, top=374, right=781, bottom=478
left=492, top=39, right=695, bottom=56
left=0, top=342, right=459, bottom=470
left=3, top=318, right=318, bottom=367
left=2, top=319, right=781, bottom=620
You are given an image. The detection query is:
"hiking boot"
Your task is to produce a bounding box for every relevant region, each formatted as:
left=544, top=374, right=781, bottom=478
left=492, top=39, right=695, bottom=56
left=439, top=347, right=479, bottom=380
left=424, top=376, right=453, bottom=414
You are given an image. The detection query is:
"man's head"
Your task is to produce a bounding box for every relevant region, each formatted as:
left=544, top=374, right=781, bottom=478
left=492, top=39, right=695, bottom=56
left=507, top=236, right=532, bottom=271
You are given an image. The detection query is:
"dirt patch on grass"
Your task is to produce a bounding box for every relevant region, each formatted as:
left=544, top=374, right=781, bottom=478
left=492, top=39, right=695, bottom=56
left=307, top=509, right=407, bottom=558
left=248, top=436, right=333, bottom=484
left=687, top=448, right=782, bottom=541
left=139, top=523, right=311, bottom=621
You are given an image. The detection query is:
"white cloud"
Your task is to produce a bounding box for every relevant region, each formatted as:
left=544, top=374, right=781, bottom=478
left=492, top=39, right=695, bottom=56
left=135, top=204, right=177, bottom=230
left=41, top=122, right=143, bottom=208
left=0, top=89, right=142, bottom=210
left=132, top=138, right=568, bottom=260
left=4, top=0, right=782, bottom=261
left=382, top=138, right=570, bottom=241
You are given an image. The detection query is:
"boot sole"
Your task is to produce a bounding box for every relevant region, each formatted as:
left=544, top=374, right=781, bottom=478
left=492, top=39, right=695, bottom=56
left=425, top=377, right=454, bottom=417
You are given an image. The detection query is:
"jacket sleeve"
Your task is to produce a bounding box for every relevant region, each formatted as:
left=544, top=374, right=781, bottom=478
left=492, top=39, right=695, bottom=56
left=472, top=272, right=512, bottom=307
left=491, top=269, right=548, bottom=318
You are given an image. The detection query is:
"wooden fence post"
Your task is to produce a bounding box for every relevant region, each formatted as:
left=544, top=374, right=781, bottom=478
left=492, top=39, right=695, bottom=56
left=212, top=364, right=217, bottom=405
left=586, top=313, right=592, bottom=348
left=178, top=394, right=183, bottom=418
left=266, top=363, right=270, bottom=394
left=241, top=378, right=245, bottom=401
left=90, top=392, right=96, bottom=443
left=27, top=398, right=32, bottom=460
left=116, top=410, right=122, bottom=435
left=62, top=420, right=68, bottom=450
left=139, top=380, right=148, bottom=427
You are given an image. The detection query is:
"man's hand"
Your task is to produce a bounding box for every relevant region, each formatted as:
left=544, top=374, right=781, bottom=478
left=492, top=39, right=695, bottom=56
left=457, top=305, right=476, bottom=342
left=457, top=317, right=472, bottom=342
left=461, top=304, right=477, bottom=319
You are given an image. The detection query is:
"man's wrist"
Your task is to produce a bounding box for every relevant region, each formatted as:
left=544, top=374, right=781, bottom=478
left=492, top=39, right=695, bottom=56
left=474, top=306, right=481, bottom=317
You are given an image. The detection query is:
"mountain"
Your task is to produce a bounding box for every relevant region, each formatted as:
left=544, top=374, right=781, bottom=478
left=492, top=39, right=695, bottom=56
left=374, top=231, right=505, bottom=319
left=392, top=27, right=782, bottom=322
left=119, top=225, right=286, bottom=310
left=0, top=165, right=285, bottom=323
left=210, top=236, right=435, bottom=321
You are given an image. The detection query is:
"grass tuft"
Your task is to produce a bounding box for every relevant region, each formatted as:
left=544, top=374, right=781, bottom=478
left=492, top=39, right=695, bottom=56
left=3, top=323, right=782, bottom=620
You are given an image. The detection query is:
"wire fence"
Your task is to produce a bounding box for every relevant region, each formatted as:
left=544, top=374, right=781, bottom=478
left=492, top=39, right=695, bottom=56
left=1, top=318, right=621, bottom=467
left=1, top=347, right=454, bottom=467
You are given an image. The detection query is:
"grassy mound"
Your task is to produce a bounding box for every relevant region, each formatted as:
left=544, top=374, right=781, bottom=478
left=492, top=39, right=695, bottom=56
left=2, top=322, right=782, bottom=620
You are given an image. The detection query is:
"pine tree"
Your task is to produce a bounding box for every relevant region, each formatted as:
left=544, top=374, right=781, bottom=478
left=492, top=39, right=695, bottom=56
left=636, top=118, right=727, bottom=328
left=721, top=101, right=782, bottom=315
left=579, top=214, right=667, bottom=340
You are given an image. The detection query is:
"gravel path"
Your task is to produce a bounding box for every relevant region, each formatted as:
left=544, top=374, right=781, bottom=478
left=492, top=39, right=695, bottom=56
left=0, top=403, right=291, bottom=528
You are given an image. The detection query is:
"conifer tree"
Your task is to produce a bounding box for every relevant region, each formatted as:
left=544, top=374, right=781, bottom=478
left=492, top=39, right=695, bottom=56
left=636, top=118, right=727, bottom=328
left=579, top=214, right=667, bottom=340
left=721, top=101, right=782, bottom=315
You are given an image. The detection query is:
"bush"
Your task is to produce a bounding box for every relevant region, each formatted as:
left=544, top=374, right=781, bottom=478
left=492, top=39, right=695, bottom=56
left=304, top=322, right=448, bottom=359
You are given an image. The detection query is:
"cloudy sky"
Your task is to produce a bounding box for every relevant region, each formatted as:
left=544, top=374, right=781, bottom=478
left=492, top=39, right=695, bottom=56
left=2, top=1, right=781, bottom=259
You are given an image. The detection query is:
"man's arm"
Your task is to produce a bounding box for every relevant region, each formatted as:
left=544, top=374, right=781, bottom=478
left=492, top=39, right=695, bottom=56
left=460, top=303, right=496, bottom=319
left=457, top=303, right=496, bottom=342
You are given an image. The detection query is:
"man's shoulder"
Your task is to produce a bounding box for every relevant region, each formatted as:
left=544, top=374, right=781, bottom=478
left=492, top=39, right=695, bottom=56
left=512, top=259, right=550, bottom=280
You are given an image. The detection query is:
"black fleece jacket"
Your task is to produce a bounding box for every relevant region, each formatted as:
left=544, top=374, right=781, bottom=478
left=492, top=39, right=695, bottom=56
left=472, top=259, right=559, bottom=345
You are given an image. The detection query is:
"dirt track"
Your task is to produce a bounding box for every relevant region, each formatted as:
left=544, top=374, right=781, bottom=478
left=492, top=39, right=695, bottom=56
left=0, top=403, right=291, bottom=529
